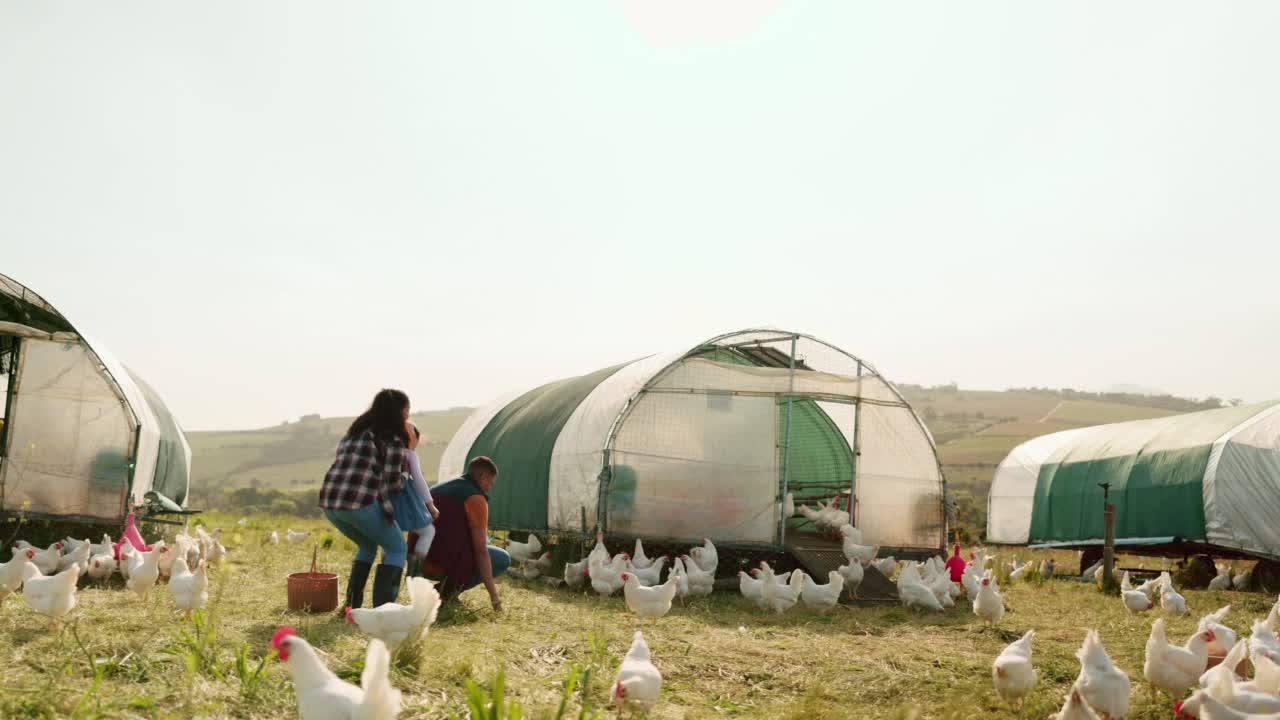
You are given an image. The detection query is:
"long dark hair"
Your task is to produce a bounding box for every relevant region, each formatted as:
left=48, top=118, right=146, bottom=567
left=346, top=389, right=410, bottom=443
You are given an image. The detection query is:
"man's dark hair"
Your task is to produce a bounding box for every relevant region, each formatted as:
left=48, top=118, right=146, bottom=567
left=468, top=456, right=498, bottom=478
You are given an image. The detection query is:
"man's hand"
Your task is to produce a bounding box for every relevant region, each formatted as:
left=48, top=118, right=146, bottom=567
left=490, top=592, right=503, bottom=612
left=428, top=504, right=440, bottom=522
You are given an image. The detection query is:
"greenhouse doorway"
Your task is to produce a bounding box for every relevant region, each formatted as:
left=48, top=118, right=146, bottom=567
left=0, top=335, right=17, bottom=461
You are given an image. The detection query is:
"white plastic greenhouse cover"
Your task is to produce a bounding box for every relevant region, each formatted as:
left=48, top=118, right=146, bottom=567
left=985, top=427, right=1091, bottom=544
left=1202, top=403, right=1280, bottom=558
left=441, top=329, right=946, bottom=549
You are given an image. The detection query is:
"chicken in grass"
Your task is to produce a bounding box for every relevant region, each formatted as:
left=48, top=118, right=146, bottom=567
left=1198, top=636, right=1252, bottom=692
left=759, top=564, right=804, bottom=614
left=1158, top=571, right=1190, bottom=616
left=840, top=525, right=877, bottom=566
left=799, top=570, right=844, bottom=613
left=506, top=534, right=542, bottom=564
left=1009, top=559, right=1032, bottom=581
left=87, top=553, right=117, bottom=581
left=587, top=555, right=625, bottom=596
left=1209, top=564, right=1234, bottom=591
left=1123, top=588, right=1156, bottom=613
left=630, top=538, right=653, bottom=570
left=973, top=575, right=1005, bottom=626
left=167, top=557, right=209, bottom=619
left=1050, top=685, right=1101, bottom=720
left=0, top=547, right=36, bottom=607
left=587, top=529, right=611, bottom=568
left=269, top=531, right=280, bottom=545
left=836, top=561, right=864, bottom=599
left=1144, top=618, right=1214, bottom=702
left=626, top=556, right=669, bottom=587
left=1180, top=645, right=1280, bottom=717
left=273, top=627, right=401, bottom=719
left=22, top=563, right=79, bottom=629
left=993, top=629, right=1037, bottom=710
left=679, top=555, right=715, bottom=597
left=611, top=631, right=662, bottom=714
left=286, top=529, right=310, bottom=544
left=621, top=572, right=678, bottom=621
left=57, top=540, right=92, bottom=574
left=30, top=541, right=63, bottom=575
left=688, top=538, right=717, bottom=574
left=1074, top=629, right=1130, bottom=720
left=1193, top=691, right=1280, bottom=720
left=738, top=569, right=766, bottom=609
left=1198, top=605, right=1238, bottom=657
left=563, top=556, right=589, bottom=589
left=125, top=543, right=167, bottom=602
left=871, top=556, right=897, bottom=578
left=1040, top=557, right=1056, bottom=579
left=346, top=577, right=441, bottom=651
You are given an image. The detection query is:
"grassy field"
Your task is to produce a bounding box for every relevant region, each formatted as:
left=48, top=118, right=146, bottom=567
left=1, top=512, right=1274, bottom=719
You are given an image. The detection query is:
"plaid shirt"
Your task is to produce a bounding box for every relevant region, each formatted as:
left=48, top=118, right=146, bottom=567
left=319, top=429, right=406, bottom=521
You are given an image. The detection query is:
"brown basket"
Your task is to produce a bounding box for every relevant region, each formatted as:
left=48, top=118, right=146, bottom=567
left=287, top=546, right=339, bottom=613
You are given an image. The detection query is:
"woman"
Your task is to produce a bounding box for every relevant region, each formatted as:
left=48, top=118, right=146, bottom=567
left=320, top=388, right=411, bottom=610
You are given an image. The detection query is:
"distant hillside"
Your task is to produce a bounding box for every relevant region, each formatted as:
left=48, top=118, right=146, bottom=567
left=188, top=387, right=1223, bottom=534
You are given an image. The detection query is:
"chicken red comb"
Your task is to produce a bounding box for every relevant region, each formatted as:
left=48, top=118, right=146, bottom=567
left=1173, top=700, right=1184, bottom=716
left=620, top=573, right=630, bottom=581
left=271, top=626, right=296, bottom=660
left=344, top=606, right=354, bottom=624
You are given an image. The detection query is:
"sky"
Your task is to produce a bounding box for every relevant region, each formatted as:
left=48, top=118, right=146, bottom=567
left=2, top=2, right=1278, bottom=431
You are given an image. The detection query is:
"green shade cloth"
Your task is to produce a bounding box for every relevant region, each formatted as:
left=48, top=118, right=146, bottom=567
left=1028, top=401, right=1269, bottom=542
left=467, top=363, right=628, bottom=530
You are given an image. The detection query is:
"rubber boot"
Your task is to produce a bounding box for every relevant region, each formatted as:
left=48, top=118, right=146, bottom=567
left=371, top=563, right=404, bottom=607
left=343, top=559, right=373, bottom=613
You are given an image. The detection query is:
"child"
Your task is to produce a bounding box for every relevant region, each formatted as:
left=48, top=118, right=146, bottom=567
left=390, top=423, right=439, bottom=570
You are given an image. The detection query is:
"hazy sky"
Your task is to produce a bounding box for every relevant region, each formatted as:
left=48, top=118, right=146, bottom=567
left=3, top=2, right=1278, bottom=431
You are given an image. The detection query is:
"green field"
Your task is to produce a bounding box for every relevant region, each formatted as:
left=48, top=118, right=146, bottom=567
left=187, top=388, right=1217, bottom=534
left=1, top=513, right=1272, bottom=719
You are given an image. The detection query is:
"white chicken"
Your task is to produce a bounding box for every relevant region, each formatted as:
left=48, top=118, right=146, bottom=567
left=928, top=569, right=958, bottom=608
left=506, top=534, right=542, bottom=564
left=57, top=540, right=92, bottom=574
left=1074, top=629, right=1130, bottom=720
left=1040, top=557, right=1056, bottom=579
left=126, top=543, right=167, bottom=601
left=871, top=556, right=897, bottom=578
left=346, top=576, right=441, bottom=651
left=611, top=631, right=662, bottom=713
left=627, top=556, right=668, bottom=587
left=680, top=555, right=715, bottom=597
left=0, top=547, right=36, bottom=607
left=1190, top=690, right=1280, bottom=720
left=816, top=502, right=850, bottom=533
left=836, top=561, right=864, bottom=599
left=22, top=563, right=79, bottom=629
left=167, top=557, right=209, bottom=619
left=799, top=570, right=843, bottom=612
left=587, top=529, right=611, bottom=568
left=87, top=553, right=117, bottom=581
left=1159, top=572, right=1189, bottom=616
left=1209, top=564, right=1234, bottom=591
left=622, top=572, right=678, bottom=621
left=973, top=575, right=1004, bottom=626
left=286, top=529, right=310, bottom=544
left=1009, top=560, right=1032, bottom=581
left=836, top=523, right=862, bottom=545
left=1081, top=559, right=1103, bottom=581
left=783, top=492, right=795, bottom=519
left=1233, top=567, right=1253, bottom=591
left=738, top=570, right=766, bottom=609
left=273, top=627, right=401, bottom=720
left=563, top=556, right=589, bottom=589
left=30, top=541, right=63, bottom=575
left=1198, top=605, right=1238, bottom=657
left=630, top=538, right=653, bottom=570
left=961, top=565, right=982, bottom=598
left=759, top=564, right=804, bottom=614
left=1123, top=588, right=1156, bottom=613
left=1050, top=685, right=1101, bottom=720
left=688, top=538, right=717, bottom=574
left=1143, top=618, right=1214, bottom=701
left=669, top=557, right=691, bottom=601
left=993, top=629, right=1036, bottom=709
left=840, top=526, right=877, bottom=566
left=1249, top=614, right=1280, bottom=669
left=587, top=555, right=625, bottom=596
left=1195, top=645, right=1280, bottom=716
left=899, top=576, right=945, bottom=613
left=269, top=531, right=280, bottom=545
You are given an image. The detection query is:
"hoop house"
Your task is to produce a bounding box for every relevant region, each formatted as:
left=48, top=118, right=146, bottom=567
left=987, top=401, right=1280, bottom=560
left=439, top=329, right=946, bottom=552
left=0, top=273, right=191, bottom=524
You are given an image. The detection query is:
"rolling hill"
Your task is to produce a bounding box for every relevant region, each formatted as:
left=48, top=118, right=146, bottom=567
left=188, top=387, right=1222, bottom=535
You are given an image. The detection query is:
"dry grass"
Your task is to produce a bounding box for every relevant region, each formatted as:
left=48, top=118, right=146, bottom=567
left=1, top=516, right=1274, bottom=719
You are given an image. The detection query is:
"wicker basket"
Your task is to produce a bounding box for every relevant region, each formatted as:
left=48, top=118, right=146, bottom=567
left=287, top=546, right=339, bottom=613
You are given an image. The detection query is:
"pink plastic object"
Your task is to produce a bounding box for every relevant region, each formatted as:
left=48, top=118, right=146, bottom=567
left=112, top=513, right=152, bottom=560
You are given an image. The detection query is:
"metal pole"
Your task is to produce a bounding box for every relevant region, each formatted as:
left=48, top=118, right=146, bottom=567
left=1100, top=482, right=1116, bottom=590
left=779, top=335, right=798, bottom=545
left=851, top=360, right=863, bottom=528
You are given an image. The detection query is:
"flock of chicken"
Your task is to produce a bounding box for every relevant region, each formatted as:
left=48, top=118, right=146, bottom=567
left=0, top=525, right=230, bottom=629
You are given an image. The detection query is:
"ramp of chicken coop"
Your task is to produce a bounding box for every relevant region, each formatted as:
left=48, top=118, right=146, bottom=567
left=0, top=273, right=191, bottom=525
left=986, top=400, right=1280, bottom=560
left=439, top=329, right=946, bottom=552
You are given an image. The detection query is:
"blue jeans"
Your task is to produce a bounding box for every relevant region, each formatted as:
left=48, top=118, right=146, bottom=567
left=460, top=546, right=512, bottom=592
left=324, top=503, right=407, bottom=568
